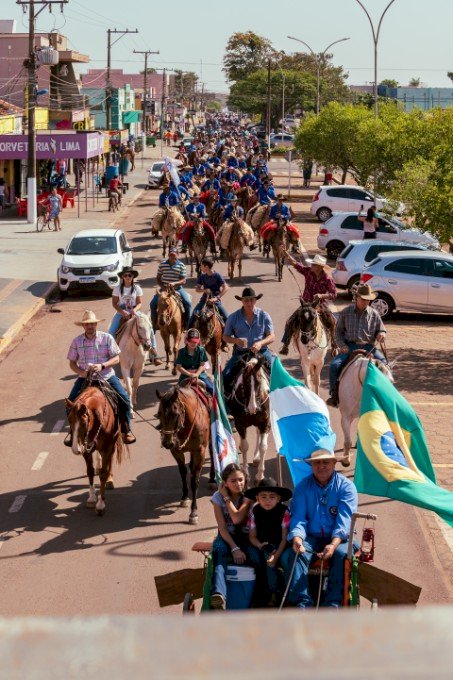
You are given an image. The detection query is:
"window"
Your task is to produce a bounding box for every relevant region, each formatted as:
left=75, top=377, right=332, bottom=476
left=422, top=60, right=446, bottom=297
left=428, top=259, right=453, bottom=279
left=119, top=234, right=126, bottom=250
left=364, top=245, right=419, bottom=263
left=326, top=188, right=349, bottom=198
left=349, top=188, right=371, bottom=200
left=68, top=236, right=118, bottom=255
left=341, top=215, right=363, bottom=231
left=384, top=258, right=426, bottom=275
left=340, top=244, right=354, bottom=258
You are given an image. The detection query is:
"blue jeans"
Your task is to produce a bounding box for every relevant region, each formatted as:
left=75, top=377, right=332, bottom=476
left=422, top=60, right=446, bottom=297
left=150, top=288, right=192, bottom=327
left=211, top=533, right=258, bottom=601
left=68, top=374, right=132, bottom=425
left=222, top=347, right=273, bottom=395
left=247, top=546, right=283, bottom=606
left=178, top=373, right=214, bottom=395
left=329, top=342, right=386, bottom=393
left=281, top=537, right=358, bottom=608
left=188, top=296, right=228, bottom=327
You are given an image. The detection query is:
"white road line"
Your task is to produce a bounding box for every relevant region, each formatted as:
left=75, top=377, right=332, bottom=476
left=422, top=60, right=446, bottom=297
left=31, top=451, right=49, bottom=471
left=8, top=495, right=27, bottom=513
left=50, top=419, right=65, bottom=436
left=433, top=464, right=453, bottom=468
left=411, top=402, right=453, bottom=407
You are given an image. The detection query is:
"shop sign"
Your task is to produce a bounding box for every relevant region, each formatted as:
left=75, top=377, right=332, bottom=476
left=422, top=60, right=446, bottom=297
left=0, top=132, right=105, bottom=159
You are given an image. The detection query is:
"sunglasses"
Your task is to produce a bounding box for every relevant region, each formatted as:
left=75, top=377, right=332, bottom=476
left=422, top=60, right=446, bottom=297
left=122, top=274, right=133, bottom=278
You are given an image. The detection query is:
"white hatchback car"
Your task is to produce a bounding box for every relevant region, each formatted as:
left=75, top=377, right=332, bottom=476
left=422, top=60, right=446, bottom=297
left=311, top=185, right=389, bottom=222
left=360, top=251, right=453, bottom=318
left=317, top=212, right=439, bottom=260
left=270, top=133, right=295, bottom=148
left=146, top=159, right=182, bottom=189
left=57, top=229, right=133, bottom=296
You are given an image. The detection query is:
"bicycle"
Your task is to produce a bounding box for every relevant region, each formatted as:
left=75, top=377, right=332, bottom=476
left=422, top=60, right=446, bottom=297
left=36, top=202, right=56, bottom=232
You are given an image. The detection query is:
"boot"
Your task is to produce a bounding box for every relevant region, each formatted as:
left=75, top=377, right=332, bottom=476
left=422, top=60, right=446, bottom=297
left=279, top=344, right=289, bottom=356
left=123, top=429, right=136, bottom=444
left=326, top=383, right=339, bottom=407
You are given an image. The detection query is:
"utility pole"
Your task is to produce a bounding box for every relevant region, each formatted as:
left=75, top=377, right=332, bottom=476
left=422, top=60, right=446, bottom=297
left=106, top=28, right=138, bottom=131
left=17, top=0, right=68, bottom=225
left=266, top=59, right=272, bottom=146
left=160, top=68, right=166, bottom=155
left=133, top=48, right=159, bottom=133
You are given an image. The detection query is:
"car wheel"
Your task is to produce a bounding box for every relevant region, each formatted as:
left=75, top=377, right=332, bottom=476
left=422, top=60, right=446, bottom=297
left=316, top=207, right=332, bottom=222
left=58, top=287, right=68, bottom=299
left=347, top=275, right=361, bottom=297
left=144, top=185, right=149, bottom=190
left=326, top=241, right=345, bottom=260
left=371, top=293, right=395, bottom=319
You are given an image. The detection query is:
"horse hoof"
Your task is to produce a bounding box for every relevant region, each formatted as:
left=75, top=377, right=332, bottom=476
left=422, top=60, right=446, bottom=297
left=95, top=468, right=101, bottom=476
left=180, top=499, right=190, bottom=508
left=96, top=508, right=105, bottom=516
left=172, top=368, right=177, bottom=376
left=189, top=515, right=199, bottom=525
left=341, top=458, right=351, bottom=468
left=106, top=480, right=114, bottom=490
left=86, top=500, right=96, bottom=509
left=165, top=364, right=170, bottom=370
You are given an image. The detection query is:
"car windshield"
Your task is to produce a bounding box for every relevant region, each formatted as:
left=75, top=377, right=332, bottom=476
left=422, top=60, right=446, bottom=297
left=152, top=163, right=164, bottom=172
left=67, top=236, right=117, bottom=255
left=386, top=216, right=407, bottom=230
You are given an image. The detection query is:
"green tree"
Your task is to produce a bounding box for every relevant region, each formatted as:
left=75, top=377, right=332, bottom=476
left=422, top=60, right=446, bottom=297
left=409, top=77, right=421, bottom=87
left=223, top=32, right=274, bottom=83
left=276, top=51, right=350, bottom=106
left=172, top=70, right=198, bottom=98
left=447, top=71, right=453, bottom=84
left=379, top=78, right=399, bottom=88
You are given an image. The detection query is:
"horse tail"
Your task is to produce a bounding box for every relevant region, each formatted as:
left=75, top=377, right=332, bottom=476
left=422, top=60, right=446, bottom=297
left=114, top=427, right=129, bottom=465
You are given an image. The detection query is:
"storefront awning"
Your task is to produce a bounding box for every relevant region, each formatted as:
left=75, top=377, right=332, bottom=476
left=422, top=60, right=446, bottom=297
left=122, top=110, right=142, bottom=124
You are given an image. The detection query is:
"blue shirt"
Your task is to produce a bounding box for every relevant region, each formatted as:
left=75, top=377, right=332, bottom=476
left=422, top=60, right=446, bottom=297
left=224, top=307, right=273, bottom=352
left=201, top=178, right=221, bottom=192
left=227, top=157, right=239, bottom=168
left=186, top=202, right=206, bottom=218
left=288, top=471, right=358, bottom=542
left=257, top=185, right=276, bottom=205
left=175, top=183, right=190, bottom=199
left=197, top=271, right=226, bottom=297
left=269, top=203, right=291, bottom=220
left=159, top=190, right=179, bottom=208
left=240, top=172, right=258, bottom=189
left=222, top=169, right=240, bottom=182
left=224, top=203, right=244, bottom=219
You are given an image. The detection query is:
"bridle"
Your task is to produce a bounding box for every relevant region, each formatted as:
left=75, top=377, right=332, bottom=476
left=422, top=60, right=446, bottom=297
left=160, top=382, right=201, bottom=449
left=157, top=291, right=178, bottom=326
left=298, top=307, right=329, bottom=350
left=231, top=356, right=270, bottom=410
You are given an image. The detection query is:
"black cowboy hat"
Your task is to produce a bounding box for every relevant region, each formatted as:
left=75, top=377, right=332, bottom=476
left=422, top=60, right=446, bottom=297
left=119, top=266, right=139, bottom=278
left=245, top=477, right=292, bottom=502
left=234, top=286, right=263, bottom=301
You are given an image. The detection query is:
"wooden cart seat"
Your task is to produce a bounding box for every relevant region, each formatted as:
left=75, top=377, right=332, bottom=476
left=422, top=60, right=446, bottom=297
left=191, top=542, right=213, bottom=554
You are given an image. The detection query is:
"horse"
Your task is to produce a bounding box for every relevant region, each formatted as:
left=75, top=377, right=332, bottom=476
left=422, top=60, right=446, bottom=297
left=246, top=204, right=270, bottom=252
left=218, top=216, right=254, bottom=281
left=287, top=301, right=329, bottom=395
left=265, top=219, right=291, bottom=282
left=117, top=314, right=153, bottom=410
left=192, top=297, right=225, bottom=369
left=338, top=353, right=394, bottom=467
left=187, top=216, right=210, bottom=276
left=156, top=385, right=213, bottom=524
left=156, top=288, right=183, bottom=374
left=66, top=384, right=127, bottom=515
left=237, top=185, right=257, bottom=214
left=162, top=206, right=184, bottom=256
left=227, top=354, right=270, bottom=481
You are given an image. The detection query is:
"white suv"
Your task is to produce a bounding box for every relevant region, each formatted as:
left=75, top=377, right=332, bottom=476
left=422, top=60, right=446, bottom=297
left=317, top=212, right=439, bottom=260
left=311, top=186, right=385, bottom=222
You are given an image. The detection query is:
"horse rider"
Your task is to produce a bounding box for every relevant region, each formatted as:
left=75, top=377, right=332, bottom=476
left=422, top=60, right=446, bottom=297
left=65, top=309, right=136, bottom=446
left=256, top=178, right=276, bottom=206
left=108, top=175, right=123, bottom=206
left=269, top=193, right=294, bottom=223
left=189, top=256, right=229, bottom=326
left=186, top=194, right=207, bottom=220
left=281, top=448, right=358, bottom=608
left=175, top=328, right=214, bottom=395
left=222, top=287, right=275, bottom=399
left=200, top=173, right=221, bottom=194
left=239, top=167, right=259, bottom=190
left=152, top=183, right=181, bottom=236
left=327, top=283, right=386, bottom=406
left=223, top=194, right=244, bottom=222
left=150, top=247, right=192, bottom=330
left=279, top=251, right=338, bottom=356
left=221, top=166, right=240, bottom=184
left=180, top=195, right=217, bottom=254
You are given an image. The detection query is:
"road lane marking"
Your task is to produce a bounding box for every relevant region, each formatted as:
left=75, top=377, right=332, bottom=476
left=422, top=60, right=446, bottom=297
left=433, top=464, right=453, bottom=468
left=50, top=419, right=65, bottom=436
left=8, top=495, right=27, bottom=513
left=0, top=279, right=24, bottom=305
left=31, top=451, right=49, bottom=470
left=411, top=402, right=453, bottom=406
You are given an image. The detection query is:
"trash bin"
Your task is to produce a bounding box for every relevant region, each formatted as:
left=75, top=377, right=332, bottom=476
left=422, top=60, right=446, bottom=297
left=105, top=165, right=119, bottom=182
left=147, top=135, right=156, bottom=148
left=226, top=566, right=256, bottom=610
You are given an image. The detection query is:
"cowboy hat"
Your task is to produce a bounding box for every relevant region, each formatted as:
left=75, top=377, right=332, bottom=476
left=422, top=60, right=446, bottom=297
left=245, top=477, right=292, bottom=502
left=276, top=193, right=286, bottom=201
left=355, top=283, right=377, bottom=300
left=119, top=266, right=139, bottom=278
left=305, top=254, right=328, bottom=267
left=305, top=449, right=338, bottom=464
left=234, top=286, right=263, bottom=301
left=74, top=309, right=105, bottom=326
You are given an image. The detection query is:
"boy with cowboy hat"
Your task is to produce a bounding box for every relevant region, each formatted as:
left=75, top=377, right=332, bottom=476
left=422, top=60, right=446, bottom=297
left=281, top=448, right=358, bottom=608
left=65, top=310, right=136, bottom=445
left=327, top=283, right=386, bottom=406
left=245, top=478, right=292, bottom=607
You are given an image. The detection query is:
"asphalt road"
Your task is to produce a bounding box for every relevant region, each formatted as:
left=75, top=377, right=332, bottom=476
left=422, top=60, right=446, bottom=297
left=0, top=159, right=452, bottom=616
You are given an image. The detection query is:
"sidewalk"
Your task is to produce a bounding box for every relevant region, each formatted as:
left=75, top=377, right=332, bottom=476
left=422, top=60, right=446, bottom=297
left=0, top=144, right=176, bottom=355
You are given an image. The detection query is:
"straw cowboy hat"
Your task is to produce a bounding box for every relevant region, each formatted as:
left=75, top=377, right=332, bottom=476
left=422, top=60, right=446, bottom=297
left=245, top=477, right=292, bottom=502
left=234, top=286, right=263, bottom=301
left=74, top=309, right=105, bottom=326
left=355, top=283, right=378, bottom=300
left=305, top=254, right=328, bottom=268
left=305, top=448, right=338, bottom=464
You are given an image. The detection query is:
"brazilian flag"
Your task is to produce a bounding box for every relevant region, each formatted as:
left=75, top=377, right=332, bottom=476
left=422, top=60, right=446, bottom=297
left=355, top=362, right=453, bottom=527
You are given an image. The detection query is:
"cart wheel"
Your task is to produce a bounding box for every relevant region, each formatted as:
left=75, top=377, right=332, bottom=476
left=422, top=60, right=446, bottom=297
left=183, top=592, right=196, bottom=614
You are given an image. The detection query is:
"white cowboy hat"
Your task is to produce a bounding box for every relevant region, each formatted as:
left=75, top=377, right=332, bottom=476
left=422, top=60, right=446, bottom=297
left=74, top=309, right=105, bottom=326
left=305, top=254, right=328, bottom=267
left=305, top=448, right=338, bottom=464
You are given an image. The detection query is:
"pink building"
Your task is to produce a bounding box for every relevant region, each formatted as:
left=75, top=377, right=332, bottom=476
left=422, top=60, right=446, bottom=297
left=81, top=68, right=166, bottom=100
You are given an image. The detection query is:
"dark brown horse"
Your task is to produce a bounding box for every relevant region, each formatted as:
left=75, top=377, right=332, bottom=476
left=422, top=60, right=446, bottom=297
left=66, top=385, right=127, bottom=515
left=237, top=185, right=257, bottom=214
left=226, top=353, right=270, bottom=481
left=156, top=385, right=213, bottom=524
left=192, top=297, right=225, bottom=369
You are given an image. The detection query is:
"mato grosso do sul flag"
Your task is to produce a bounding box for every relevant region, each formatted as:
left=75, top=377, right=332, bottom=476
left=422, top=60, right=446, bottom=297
left=270, top=358, right=336, bottom=486
left=355, top=362, right=453, bottom=527
left=211, top=369, right=239, bottom=482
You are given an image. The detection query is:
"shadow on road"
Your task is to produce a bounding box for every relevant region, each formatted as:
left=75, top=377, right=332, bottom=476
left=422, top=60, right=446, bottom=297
left=391, top=348, right=453, bottom=397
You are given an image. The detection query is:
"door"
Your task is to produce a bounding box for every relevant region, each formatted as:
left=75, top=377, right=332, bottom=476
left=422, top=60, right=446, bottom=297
left=375, top=218, right=398, bottom=242
left=381, top=257, right=428, bottom=309
left=325, top=187, right=350, bottom=211
left=426, top=258, right=453, bottom=311
left=348, top=188, right=374, bottom=212
left=119, top=233, right=132, bottom=266
left=339, top=214, right=364, bottom=241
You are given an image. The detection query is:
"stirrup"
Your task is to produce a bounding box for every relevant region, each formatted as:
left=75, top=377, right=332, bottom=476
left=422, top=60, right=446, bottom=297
left=63, top=432, right=73, bottom=447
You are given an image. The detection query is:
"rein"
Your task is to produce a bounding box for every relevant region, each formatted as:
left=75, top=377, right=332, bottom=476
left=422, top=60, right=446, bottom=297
left=78, top=374, right=110, bottom=454
left=161, top=382, right=202, bottom=450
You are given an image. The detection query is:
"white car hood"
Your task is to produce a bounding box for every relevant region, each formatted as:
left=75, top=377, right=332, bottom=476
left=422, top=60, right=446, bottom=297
left=62, top=253, right=119, bottom=268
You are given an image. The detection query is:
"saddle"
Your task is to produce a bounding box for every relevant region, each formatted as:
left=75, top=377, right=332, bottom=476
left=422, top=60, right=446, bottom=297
left=330, top=350, right=369, bottom=407
left=180, top=379, right=212, bottom=410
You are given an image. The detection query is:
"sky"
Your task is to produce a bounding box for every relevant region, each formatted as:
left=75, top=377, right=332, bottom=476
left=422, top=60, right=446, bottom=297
left=4, top=0, right=453, bottom=93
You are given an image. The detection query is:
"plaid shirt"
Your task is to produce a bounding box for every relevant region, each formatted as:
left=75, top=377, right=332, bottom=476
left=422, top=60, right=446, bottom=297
left=294, top=263, right=337, bottom=303
left=67, top=331, right=120, bottom=379
left=335, top=304, right=386, bottom=347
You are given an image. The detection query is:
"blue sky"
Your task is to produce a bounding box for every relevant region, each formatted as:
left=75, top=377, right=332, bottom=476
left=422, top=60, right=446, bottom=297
left=5, top=0, right=453, bottom=92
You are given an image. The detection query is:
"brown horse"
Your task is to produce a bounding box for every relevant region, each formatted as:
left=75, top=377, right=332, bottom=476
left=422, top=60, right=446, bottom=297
left=237, top=185, right=257, bottom=214
left=66, top=385, right=127, bottom=515
left=161, top=206, right=184, bottom=256
left=156, top=288, right=183, bottom=374
left=156, top=385, right=212, bottom=524
left=247, top=204, right=270, bottom=252
left=187, top=216, right=210, bottom=276
left=225, top=217, right=254, bottom=280
left=226, top=353, right=270, bottom=481
left=265, top=219, right=291, bottom=282
left=192, top=297, right=225, bottom=369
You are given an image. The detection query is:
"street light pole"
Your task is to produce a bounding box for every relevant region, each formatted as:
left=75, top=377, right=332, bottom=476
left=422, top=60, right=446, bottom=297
left=106, top=28, right=138, bottom=131
left=353, top=0, right=397, bottom=118
left=287, top=35, right=350, bottom=114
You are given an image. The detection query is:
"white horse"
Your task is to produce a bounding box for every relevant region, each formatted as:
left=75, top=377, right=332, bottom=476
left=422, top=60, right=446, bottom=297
left=338, top=353, right=394, bottom=467
left=118, top=314, right=153, bottom=410
left=291, top=302, right=328, bottom=394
